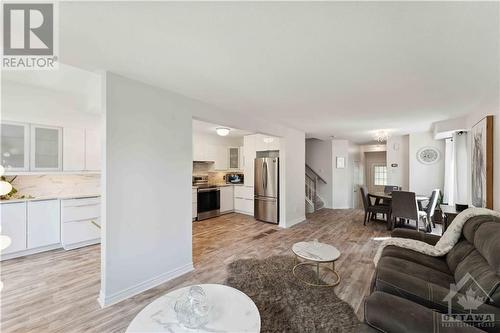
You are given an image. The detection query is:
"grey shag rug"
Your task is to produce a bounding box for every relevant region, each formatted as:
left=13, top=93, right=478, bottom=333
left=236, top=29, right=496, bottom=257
left=225, top=256, right=362, bottom=332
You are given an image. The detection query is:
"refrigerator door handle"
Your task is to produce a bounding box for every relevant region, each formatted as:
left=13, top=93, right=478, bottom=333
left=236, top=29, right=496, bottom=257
left=263, top=161, right=268, bottom=190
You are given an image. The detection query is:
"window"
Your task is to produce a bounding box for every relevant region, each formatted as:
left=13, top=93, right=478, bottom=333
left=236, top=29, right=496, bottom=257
left=373, top=165, right=387, bottom=186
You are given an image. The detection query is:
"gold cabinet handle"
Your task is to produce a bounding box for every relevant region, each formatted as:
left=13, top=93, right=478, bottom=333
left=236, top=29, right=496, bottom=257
left=90, top=220, right=101, bottom=229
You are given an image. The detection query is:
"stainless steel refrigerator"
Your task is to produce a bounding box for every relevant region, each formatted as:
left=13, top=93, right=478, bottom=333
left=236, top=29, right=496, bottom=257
left=254, top=157, right=279, bottom=223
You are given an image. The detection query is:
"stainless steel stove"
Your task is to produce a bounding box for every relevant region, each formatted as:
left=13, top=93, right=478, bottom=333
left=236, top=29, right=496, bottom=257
left=192, top=176, right=220, bottom=220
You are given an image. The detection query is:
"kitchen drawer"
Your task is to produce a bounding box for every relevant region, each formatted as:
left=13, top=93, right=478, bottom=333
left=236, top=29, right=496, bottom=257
left=192, top=189, right=197, bottom=203
left=234, top=198, right=254, bottom=215
left=61, top=198, right=100, bottom=222
left=234, top=185, right=254, bottom=199
left=62, top=197, right=100, bottom=207
left=62, top=218, right=100, bottom=248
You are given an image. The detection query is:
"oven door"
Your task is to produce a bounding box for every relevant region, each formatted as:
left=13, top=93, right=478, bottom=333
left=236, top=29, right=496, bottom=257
left=197, top=188, right=220, bottom=220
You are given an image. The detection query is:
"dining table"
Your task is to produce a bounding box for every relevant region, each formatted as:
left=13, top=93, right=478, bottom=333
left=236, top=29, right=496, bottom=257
left=370, top=192, right=430, bottom=210
left=368, top=192, right=430, bottom=230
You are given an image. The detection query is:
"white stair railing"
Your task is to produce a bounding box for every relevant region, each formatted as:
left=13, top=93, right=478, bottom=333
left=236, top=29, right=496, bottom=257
left=305, top=173, right=317, bottom=210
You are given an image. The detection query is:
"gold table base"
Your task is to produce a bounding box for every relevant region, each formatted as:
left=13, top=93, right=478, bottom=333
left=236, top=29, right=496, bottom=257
left=292, top=257, right=341, bottom=287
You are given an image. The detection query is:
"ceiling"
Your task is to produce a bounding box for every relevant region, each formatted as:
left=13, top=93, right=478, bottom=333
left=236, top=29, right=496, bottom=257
left=192, top=119, right=253, bottom=138
left=59, top=2, right=499, bottom=143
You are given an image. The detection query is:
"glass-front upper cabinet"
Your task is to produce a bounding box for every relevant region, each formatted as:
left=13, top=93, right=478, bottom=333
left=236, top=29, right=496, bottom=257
left=1, top=122, right=30, bottom=171
left=228, top=147, right=241, bottom=169
left=30, top=125, right=62, bottom=171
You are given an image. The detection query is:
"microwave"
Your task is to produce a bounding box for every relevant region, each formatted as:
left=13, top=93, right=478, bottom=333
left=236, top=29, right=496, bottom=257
left=226, top=173, right=244, bottom=184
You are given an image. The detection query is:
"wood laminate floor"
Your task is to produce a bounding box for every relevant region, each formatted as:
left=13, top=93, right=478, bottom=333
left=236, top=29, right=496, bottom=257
left=1, top=209, right=388, bottom=333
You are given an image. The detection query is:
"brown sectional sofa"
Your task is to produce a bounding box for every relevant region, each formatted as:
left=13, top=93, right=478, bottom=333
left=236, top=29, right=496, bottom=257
left=364, top=215, right=500, bottom=332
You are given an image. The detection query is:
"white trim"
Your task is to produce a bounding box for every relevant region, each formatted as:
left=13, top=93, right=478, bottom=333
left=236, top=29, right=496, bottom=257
left=1, top=243, right=61, bottom=261
left=283, top=216, right=306, bottom=228
left=62, top=238, right=100, bottom=251
left=97, top=262, right=194, bottom=308
left=233, top=210, right=253, bottom=216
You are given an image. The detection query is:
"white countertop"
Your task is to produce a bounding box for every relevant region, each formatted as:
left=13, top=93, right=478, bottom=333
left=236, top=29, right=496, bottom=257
left=0, top=193, right=101, bottom=204
left=192, top=183, right=245, bottom=189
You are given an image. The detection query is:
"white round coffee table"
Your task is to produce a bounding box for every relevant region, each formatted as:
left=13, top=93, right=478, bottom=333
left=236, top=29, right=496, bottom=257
left=126, top=284, right=260, bottom=332
left=292, top=241, right=341, bottom=287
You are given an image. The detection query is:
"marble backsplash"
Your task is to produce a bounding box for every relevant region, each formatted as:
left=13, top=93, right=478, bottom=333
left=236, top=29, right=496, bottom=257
left=193, top=162, right=214, bottom=175
left=8, top=174, right=100, bottom=198
left=208, top=172, right=226, bottom=185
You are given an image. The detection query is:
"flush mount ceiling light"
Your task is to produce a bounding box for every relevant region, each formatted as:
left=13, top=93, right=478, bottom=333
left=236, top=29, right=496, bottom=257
left=216, top=127, right=230, bottom=136
left=374, top=130, right=390, bottom=143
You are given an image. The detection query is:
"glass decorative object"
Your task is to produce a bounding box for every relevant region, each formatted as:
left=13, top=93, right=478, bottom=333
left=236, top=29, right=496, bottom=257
left=174, top=286, right=210, bottom=329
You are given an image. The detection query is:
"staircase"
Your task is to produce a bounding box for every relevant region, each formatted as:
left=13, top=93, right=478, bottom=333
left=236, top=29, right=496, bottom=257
left=305, top=164, right=327, bottom=213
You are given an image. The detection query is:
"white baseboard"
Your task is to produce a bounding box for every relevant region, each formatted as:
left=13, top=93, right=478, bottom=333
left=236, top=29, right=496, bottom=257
left=1, top=243, right=61, bottom=261
left=282, top=216, right=306, bottom=228
left=234, top=210, right=253, bottom=216
left=97, top=262, right=194, bottom=307
left=62, top=238, right=100, bottom=251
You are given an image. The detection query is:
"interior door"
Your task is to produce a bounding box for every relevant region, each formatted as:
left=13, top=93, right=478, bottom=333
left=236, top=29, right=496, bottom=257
left=368, top=163, right=387, bottom=194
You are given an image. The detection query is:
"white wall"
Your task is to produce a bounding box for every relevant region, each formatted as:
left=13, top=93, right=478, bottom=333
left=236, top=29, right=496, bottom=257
left=409, top=132, right=445, bottom=196
left=193, top=132, right=243, bottom=148
left=305, top=139, right=333, bottom=208
left=100, top=72, right=193, bottom=306
left=280, top=128, right=306, bottom=227
left=386, top=135, right=409, bottom=190
left=1, top=79, right=101, bottom=129
left=331, top=139, right=360, bottom=209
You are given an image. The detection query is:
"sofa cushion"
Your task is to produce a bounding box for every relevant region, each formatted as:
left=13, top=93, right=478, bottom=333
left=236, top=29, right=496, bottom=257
left=474, top=220, right=500, bottom=275
left=373, top=265, right=455, bottom=313
left=454, top=249, right=500, bottom=305
left=364, top=292, right=485, bottom=333
left=378, top=256, right=454, bottom=288
left=447, top=240, right=476, bottom=272
left=462, top=215, right=493, bottom=243
left=382, top=245, right=451, bottom=275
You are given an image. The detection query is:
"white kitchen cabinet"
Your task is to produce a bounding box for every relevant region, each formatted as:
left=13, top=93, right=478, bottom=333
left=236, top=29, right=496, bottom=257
left=267, top=137, right=280, bottom=151
left=233, top=185, right=254, bottom=216
left=243, top=135, right=256, bottom=186
left=0, top=202, right=27, bottom=254
left=254, top=134, right=280, bottom=152
left=228, top=147, right=242, bottom=169
left=193, top=142, right=204, bottom=161
left=63, top=128, right=86, bottom=171
left=27, top=200, right=60, bottom=248
left=30, top=125, right=62, bottom=171
left=192, top=188, right=198, bottom=220
left=234, top=198, right=254, bottom=215
left=220, top=186, right=234, bottom=213
left=214, top=146, right=228, bottom=170
left=1, top=122, right=30, bottom=172
left=61, top=197, right=101, bottom=249
left=85, top=129, right=101, bottom=171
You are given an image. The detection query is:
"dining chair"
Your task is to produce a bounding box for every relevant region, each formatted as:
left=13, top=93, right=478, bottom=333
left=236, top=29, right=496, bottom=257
left=360, top=186, right=391, bottom=227
left=384, top=185, right=401, bottom=194
left=391, top=191, right=429, bottom=231
left=425, top=189, right=440, bottom=230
